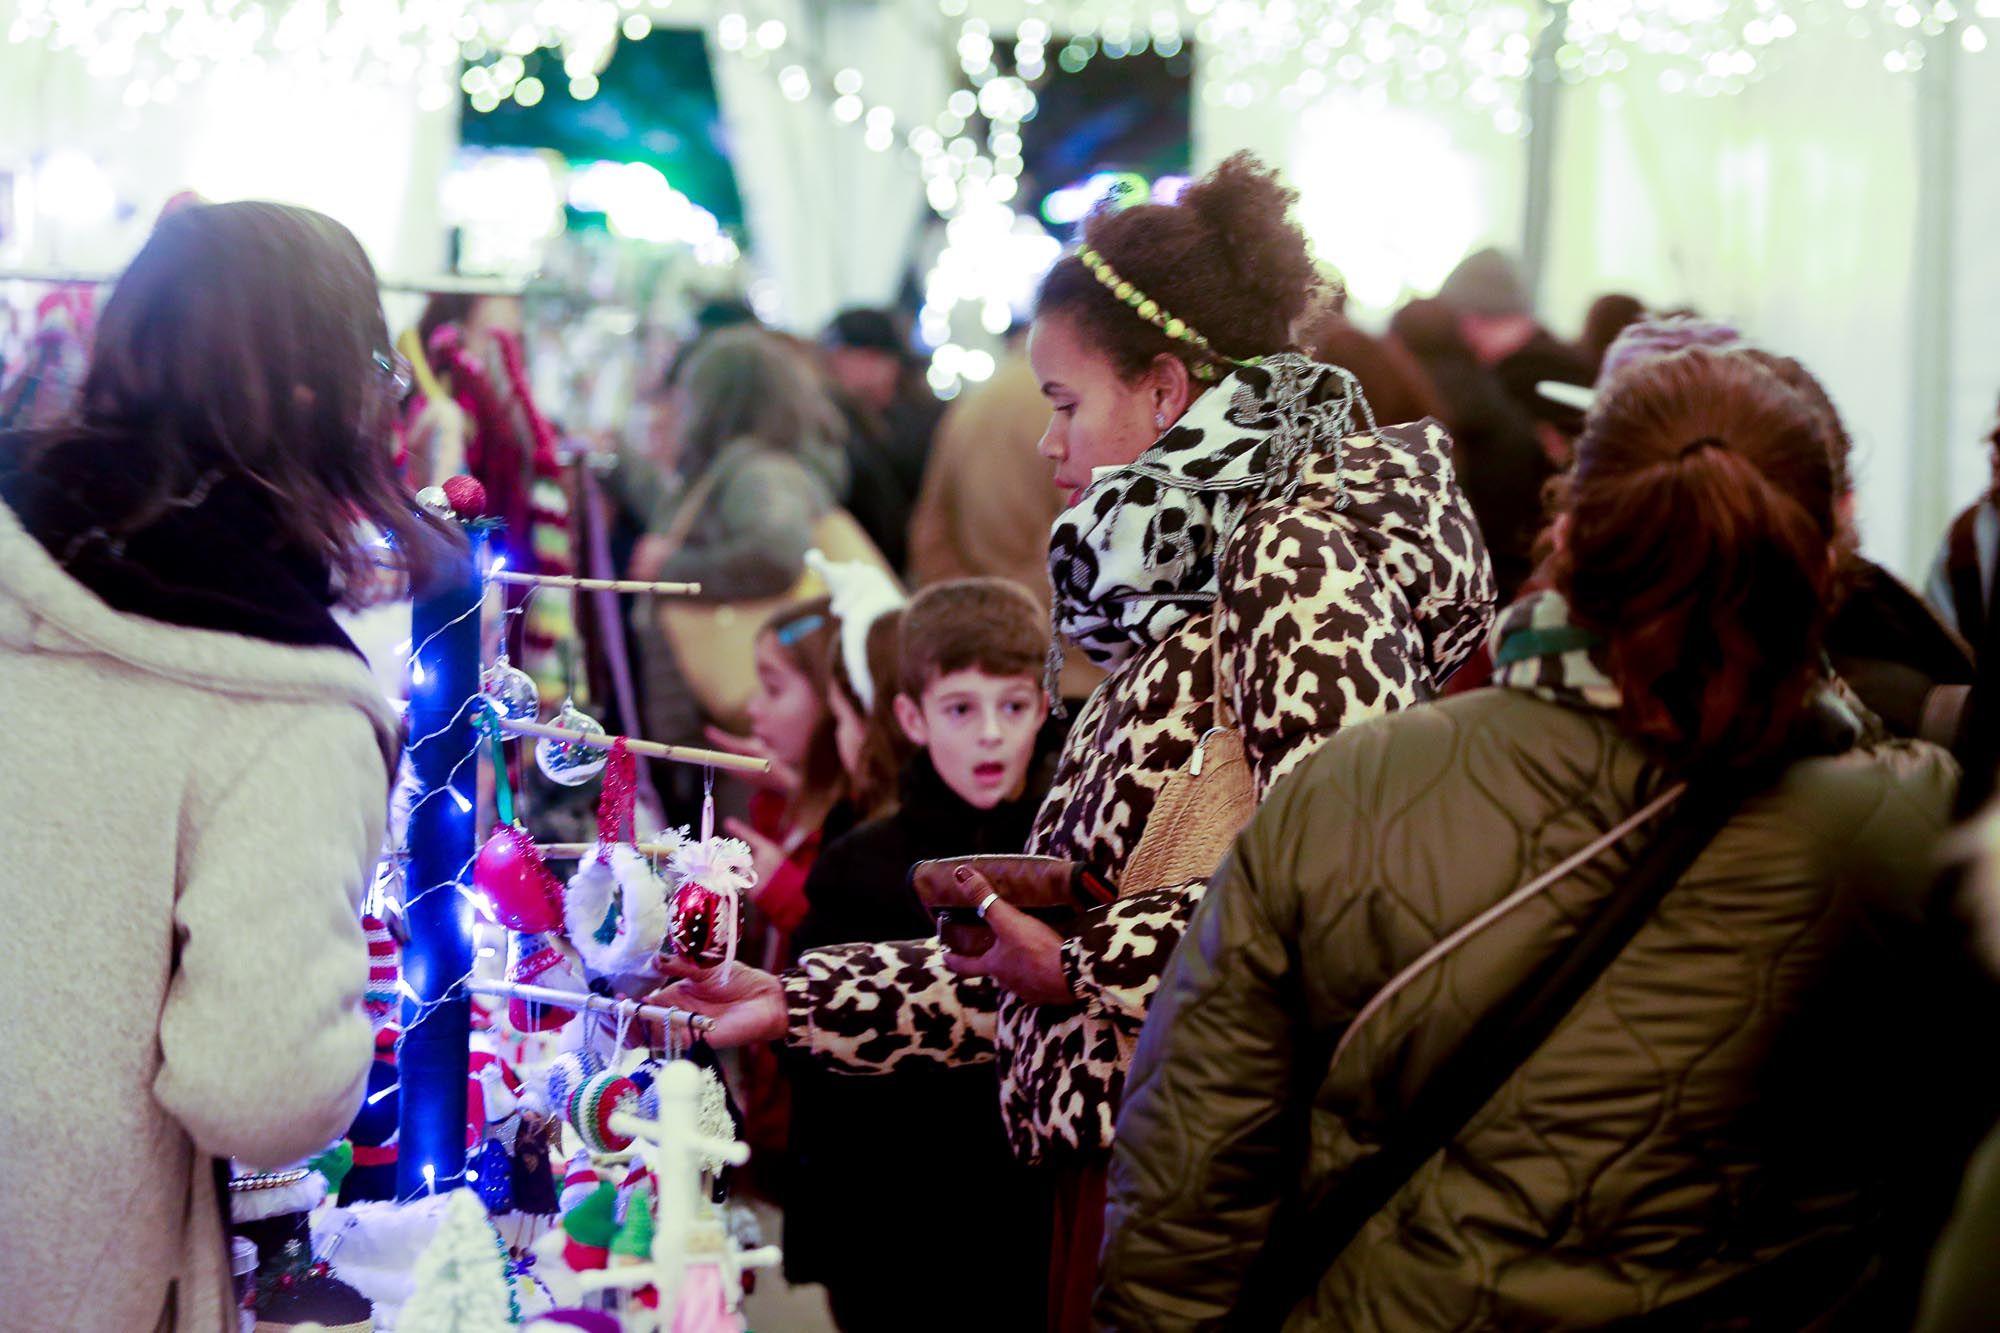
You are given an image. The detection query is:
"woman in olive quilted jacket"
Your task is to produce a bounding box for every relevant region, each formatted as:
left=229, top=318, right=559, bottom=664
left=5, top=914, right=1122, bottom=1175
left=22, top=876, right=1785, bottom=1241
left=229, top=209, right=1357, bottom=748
left=1102, top=347, right=1966, bottom=1330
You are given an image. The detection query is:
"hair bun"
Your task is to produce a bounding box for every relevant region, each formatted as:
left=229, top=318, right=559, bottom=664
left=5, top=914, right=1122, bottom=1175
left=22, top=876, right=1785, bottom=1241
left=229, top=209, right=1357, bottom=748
left=1179, top=152, right=1318, bottom=331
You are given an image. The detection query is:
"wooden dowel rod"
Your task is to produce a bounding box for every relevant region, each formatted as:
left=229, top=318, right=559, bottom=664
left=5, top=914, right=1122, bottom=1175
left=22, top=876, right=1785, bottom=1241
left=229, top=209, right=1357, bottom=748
left=465, top=979, right=715, bottom=1033
left=489, top=570, right=701, bottom=596
left=535, top=842, right=683, bottom=858
left=495, top=716, right=767, bottom=774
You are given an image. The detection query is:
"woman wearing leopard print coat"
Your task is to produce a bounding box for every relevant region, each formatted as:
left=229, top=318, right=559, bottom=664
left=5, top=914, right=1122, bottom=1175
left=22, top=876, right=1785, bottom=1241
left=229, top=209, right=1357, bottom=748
left=657, top=155, right=1496, bottom=1329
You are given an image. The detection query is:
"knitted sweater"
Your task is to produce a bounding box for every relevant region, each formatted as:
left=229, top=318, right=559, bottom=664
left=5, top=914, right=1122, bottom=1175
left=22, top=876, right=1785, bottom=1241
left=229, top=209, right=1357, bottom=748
left=0, top=498, right=398, bottom=1332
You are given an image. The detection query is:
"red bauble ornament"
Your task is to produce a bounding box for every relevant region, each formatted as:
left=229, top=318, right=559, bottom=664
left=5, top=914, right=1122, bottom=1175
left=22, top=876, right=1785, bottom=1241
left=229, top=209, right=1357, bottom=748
left=666, top=881, right=737, bottom=968
left=473, top=824, right=566, bottom=932
left=440, top=473, right=489, bottom=519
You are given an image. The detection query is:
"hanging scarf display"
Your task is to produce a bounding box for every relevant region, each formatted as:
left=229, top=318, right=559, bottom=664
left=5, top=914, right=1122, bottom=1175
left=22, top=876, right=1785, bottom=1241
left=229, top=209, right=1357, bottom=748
left=417, top=322, right=577, bottom=705
left=1046, top=354, right=1373, bottom=679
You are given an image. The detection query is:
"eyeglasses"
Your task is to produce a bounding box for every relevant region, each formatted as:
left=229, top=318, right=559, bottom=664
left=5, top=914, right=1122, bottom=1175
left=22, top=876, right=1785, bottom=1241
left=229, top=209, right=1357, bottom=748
left=374, top=349, right=415, bottom=400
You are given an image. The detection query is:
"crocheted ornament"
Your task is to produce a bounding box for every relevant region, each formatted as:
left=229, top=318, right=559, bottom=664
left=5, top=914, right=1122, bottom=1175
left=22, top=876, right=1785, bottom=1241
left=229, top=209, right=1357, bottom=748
left=664, top=838, right=756, bottom=969
left=480, top=654, right=540, bottom=723
left=611, top=1181, right=654, bottom=1261
left=559, top=1182, right=618, bottom=1272
left=506, top=932, right=586, bottom=1034
left=440, top=473, right=488, bottom=519
left=558, top=1148, right=600, bottom=1214
left=475, top=824, right=566, bottom=933
left=400, top=1189, right=518, bottom=1333
left=360, top=914, right=399, bottom=1031
left=565, top=1071, right=639, bottom=1153
left=542, top=1050, right=604, bottom=1116
left=535, top=699, right=608, bottom=787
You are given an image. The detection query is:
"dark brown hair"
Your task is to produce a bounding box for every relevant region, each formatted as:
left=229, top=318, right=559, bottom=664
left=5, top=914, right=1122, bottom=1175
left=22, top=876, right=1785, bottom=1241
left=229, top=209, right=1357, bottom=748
left=896, top=578, right=1049, bottom=699
left=759, top=596, right=849, bottom=830
left=1552, top=347, right=1837, bottom=769
left=1736, top=348, right=1853, bottom=498
left=1578, top=293, right=1647, bottom=380
left=23, top=201, right=455, bottom=604
left=832, top=608, right=914, bottom=818
left=1034, top=152, right=1321, bottom=381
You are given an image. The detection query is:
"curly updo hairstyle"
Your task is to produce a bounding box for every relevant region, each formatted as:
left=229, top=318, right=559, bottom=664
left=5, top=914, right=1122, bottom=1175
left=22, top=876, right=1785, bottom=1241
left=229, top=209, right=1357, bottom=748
left=1034, top=152, right=1323, bottom=382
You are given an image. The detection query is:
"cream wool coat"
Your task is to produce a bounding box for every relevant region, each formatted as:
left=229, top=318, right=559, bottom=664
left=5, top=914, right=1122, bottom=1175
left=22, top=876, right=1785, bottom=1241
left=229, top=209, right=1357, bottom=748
left=0, top=499, right=399, bottom=1332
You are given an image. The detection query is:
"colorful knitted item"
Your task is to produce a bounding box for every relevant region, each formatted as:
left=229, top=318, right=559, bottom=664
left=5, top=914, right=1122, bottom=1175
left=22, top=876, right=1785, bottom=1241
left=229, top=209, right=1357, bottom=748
left=505, top=933, right=585, bottom=1034
left=558, top=1149, right=600, bottom=1214
left=565, top=1072, right=638, bottom=1153
left=559, top=1182, right=618, bottom=1271
left=361, top=915, right=399, bottom=1030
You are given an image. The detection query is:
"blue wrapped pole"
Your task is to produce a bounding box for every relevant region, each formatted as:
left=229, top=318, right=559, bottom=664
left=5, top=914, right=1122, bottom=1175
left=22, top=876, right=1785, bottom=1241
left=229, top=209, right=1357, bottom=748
left=397, top=532, right=483, bottom=1199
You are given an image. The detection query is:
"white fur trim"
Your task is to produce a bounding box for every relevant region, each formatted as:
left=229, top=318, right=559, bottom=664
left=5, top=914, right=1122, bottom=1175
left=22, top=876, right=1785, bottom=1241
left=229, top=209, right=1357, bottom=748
left=564, top=844, right=670, bottom=978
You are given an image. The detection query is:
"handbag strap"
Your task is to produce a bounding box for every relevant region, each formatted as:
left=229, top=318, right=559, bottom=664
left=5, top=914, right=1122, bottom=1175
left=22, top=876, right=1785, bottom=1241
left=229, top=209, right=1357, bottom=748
left=1229, top=768, right=1764, bottom=1330
left=1210, top=608, right=1234, bottom=734
left=651, top=465, right=724, bottom=565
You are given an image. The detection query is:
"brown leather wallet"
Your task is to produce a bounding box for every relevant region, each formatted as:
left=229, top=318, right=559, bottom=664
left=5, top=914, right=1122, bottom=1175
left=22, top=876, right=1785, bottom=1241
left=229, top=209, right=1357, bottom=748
left=910, top=855, right=1116, bottom=955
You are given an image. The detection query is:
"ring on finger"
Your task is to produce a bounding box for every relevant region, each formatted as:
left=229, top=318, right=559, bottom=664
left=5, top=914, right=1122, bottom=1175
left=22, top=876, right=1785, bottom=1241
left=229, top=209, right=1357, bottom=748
left=975, top=890, right=1002, bottom=920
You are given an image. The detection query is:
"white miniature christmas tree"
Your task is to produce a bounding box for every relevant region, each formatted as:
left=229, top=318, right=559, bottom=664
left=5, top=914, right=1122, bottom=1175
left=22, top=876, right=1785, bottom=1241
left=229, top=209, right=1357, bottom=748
left=399, top=1189, right=518, bottom=1333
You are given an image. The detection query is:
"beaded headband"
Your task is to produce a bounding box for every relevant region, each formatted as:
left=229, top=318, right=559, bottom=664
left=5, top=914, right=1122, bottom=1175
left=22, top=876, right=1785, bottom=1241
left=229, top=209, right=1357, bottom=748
left=1076, top=246, right=1262, bottom=382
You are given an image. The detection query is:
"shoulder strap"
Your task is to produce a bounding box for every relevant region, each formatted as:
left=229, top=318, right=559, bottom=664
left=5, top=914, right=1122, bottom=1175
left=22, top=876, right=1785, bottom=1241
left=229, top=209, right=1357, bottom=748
left=1229, top=770, right=1761, bottom=1331
left=652, top=466, right=724, bottom=564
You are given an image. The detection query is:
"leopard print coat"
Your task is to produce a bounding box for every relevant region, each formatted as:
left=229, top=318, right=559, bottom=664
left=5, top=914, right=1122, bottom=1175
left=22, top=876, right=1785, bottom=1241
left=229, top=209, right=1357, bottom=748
left=780, top=410, right=1496, bottom=1164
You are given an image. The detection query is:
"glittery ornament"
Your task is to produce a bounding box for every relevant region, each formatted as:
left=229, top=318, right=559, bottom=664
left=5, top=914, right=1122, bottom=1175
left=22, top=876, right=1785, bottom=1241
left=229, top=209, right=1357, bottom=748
left=664, top=838, right=757, bottom=969
left=441, top=473, right=489, bottom=519
left=480, top=654, right=540, bottom=723
left=535, top=700, right=608, bottom=787
left=474, top=825, right=566, bottom=933
left=471, top=1139, right=514, bottom=1214
left=415, top=485, right=454, bottom=521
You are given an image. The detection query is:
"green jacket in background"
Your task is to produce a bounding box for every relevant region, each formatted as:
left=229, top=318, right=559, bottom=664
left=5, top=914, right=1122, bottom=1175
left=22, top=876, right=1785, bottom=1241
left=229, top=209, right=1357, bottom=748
left=1101, top=687, right=1960, bottom=1331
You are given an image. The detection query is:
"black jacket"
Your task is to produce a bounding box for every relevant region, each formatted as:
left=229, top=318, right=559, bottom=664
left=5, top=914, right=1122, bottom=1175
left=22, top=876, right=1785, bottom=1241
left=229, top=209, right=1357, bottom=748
left=783, top=752, right=1050, bottom=1330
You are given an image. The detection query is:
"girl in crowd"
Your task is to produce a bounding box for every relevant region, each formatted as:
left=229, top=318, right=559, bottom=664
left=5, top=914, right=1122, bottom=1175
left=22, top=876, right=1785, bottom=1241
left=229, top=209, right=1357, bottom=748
left=656, top=152, right=1496, bottom=1329
left=0, top=201, right=449, bottom=1332
left=1099, top=347, right=1960, bottom=1329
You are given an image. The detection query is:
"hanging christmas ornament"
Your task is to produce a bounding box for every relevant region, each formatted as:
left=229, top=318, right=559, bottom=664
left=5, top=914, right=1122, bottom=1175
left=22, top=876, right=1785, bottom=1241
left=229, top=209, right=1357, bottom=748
left=441, top=473, right=489, bottom=520
left=664, top=837, right=756, bottom=970
left=481, top=654, right=540, bottom=723
left=506, top=932, right=587, bottom=1034
left=535, top=700, right=608, bottom=787
left=543, top=1051, right=605, bottom=1120
left=562, top=744, right=677, bottom=978
left=471, top=1139, right=514, bottom=1215
left=564, top=1071, right=640, bottom=1154
left=361, top=914, right=400, bottom=1032
left=474, top=825, right=567, bottom=933
left=558, top=1149, right=601, bottom=1215
left=415, top=485, right=455, bottom=522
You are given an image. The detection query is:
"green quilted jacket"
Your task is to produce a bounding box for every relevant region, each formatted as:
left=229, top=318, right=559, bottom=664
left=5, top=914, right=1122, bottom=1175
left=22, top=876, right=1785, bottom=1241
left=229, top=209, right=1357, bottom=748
left=1100, top=687, right=1959, bottom=1331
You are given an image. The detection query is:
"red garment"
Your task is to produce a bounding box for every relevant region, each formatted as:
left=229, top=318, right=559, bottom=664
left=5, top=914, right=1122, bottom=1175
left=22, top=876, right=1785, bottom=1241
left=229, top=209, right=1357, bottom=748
left=1049, top=1158, right=1108, bottom=1333
left=747, top=789, right=822, bottom=937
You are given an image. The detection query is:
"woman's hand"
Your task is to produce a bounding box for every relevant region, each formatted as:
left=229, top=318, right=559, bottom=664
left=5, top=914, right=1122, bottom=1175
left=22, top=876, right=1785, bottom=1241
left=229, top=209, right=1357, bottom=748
left=703, top=726, right=799, bottom=794
left=645, top=958, right=788, bottom=1049
left=934, top=867, right=1077, bottom=1007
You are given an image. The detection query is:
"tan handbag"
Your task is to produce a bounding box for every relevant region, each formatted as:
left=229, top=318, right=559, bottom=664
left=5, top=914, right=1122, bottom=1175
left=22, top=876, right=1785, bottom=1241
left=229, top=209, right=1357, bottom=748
left=1117, top=620, right=1256, bottom=898
left=651, top=465, right=898, bottom=730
